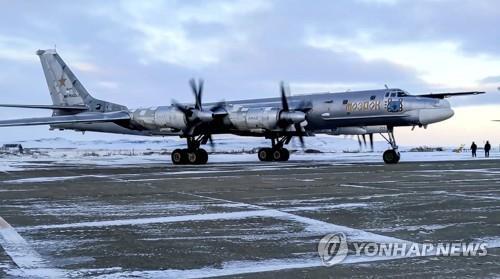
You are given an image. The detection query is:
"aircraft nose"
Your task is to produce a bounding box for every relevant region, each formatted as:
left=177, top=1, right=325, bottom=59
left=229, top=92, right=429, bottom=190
left=419, top=107, right=454, bottom=125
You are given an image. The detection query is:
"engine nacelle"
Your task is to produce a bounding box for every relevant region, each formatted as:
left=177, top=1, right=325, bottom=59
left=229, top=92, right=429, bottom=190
left=329, top=125, right=388, bottom=135
left=131, top=107, right=187, bottom=130
left=228, top=107, right=281, bottom=131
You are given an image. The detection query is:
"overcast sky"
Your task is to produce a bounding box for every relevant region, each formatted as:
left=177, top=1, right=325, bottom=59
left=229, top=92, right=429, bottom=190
left=0, top=0, right=499, bottom=146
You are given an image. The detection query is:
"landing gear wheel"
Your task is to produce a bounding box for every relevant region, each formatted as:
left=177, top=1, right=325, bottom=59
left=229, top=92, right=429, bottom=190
left=258, top=148, right=273, bottom=162
left=197, top=149, right=208, bottom=164
left=187, top=151, right=199, bottom=164
left=272, top=148, right=290, bottom=161
left=272, top=149, right=283, bottom=161
left=383, top=149, right=400, bottom=164
left=171, top=149, right=187, bottom=165
left=279, top=148, right=290, bottom=161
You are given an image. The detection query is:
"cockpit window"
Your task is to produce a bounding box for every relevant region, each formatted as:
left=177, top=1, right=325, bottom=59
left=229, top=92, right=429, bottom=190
left=370, top=95, right=376, bottom=100
left=397, top=92, right=407, bottom=97
left=390, top=93, right=396, bottom=97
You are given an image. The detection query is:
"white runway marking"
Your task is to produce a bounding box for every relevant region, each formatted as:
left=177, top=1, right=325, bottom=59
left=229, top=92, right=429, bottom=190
left=12, top=191, right=415, bottom=277
left=3, top=175, right=109, bottom=184
left=476, top=237, right=500, bottom=249
left=19, top=191, right=413, bottom=279
left=15, top=191, right=488, bottom=278
left=21, top=194, right=408, bottom=244
left=282, top=203, right=371, bottom=212
left=0, top=217, right=67, bottom=277
left=181, top=193, right=411, bottom=243
left=340, top=184, right=401, bottom=192
left=23, top=210, right=278, bottom=230
left=447, top=193, right=500, bottom=201
left=92, top=251, right=419, bottom=279
left=0, top=217, right=47, bottom=269
left=22, top=206, right=408, bottom=244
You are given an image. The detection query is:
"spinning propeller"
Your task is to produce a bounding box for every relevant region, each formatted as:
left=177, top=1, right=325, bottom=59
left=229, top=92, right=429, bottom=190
left=278, top=81, right=311, bottom=148
left=172, top=79, right=226, bottom=146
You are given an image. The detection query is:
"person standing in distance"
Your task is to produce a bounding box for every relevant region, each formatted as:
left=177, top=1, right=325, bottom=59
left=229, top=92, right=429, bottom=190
left=471, top=142, right=478, bottom=158
left=485, top=141, right=491, bottom=158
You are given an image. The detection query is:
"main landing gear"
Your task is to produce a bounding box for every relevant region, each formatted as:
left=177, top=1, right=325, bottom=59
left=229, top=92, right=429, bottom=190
left=258, top=136, right=291, bottom=162
left=171, top=135, right=210, bottom=165
left=380, top=128, right=400, bottom=164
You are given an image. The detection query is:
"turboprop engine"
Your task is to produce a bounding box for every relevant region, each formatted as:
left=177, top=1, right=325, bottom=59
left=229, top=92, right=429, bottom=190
left=130, top=106, right=187, bottom=130
left=130, top=79, right=226, bottom=133
left=228, top=107, right=305, bottom=131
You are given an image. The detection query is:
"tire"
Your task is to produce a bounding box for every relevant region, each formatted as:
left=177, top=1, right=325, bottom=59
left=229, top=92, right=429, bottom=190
left=272, top=149, right=282, bottom=161
left=171, top=149, right=186, bottom=165
left=187, top=151, right=199, bottom=164
left=258, top=148, right=272, bottom=162
left=280, top=148, right=290, bottom=161
left=197, top=149, right=208, bottom=164
left=383, top=149, right=400, bottom=164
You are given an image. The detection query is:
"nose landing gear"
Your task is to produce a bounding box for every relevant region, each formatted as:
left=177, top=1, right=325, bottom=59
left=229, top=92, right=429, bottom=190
left=383, top=149, right=400, bottom=164
left=380, top=128, right=400, bottom=164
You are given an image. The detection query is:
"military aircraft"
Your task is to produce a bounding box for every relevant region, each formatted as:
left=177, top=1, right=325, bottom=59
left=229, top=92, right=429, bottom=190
left=0, top=50, right=485, bottom=165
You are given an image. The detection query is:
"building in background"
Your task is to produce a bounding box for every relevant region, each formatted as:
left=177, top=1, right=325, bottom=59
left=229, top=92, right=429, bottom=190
left=0, top=144, right=23, bottom=154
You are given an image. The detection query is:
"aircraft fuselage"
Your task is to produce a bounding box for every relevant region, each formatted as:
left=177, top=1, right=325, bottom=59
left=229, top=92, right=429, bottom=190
left=53, top=88, right=454, bottom=137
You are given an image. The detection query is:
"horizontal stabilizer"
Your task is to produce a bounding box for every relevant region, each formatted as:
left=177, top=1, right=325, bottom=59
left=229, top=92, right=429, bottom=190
left=0, top=111, right=130, bottom=127
left=0, top=104, right=88, bottom=110
left=418, top=91, right=485, bottom=99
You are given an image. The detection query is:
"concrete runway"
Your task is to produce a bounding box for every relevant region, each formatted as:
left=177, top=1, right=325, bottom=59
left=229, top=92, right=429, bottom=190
left=0, top=159, right=499, bottom=278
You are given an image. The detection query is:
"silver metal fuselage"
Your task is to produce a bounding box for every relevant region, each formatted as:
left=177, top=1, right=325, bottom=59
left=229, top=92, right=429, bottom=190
left=53, top=89, right=454, bottom=137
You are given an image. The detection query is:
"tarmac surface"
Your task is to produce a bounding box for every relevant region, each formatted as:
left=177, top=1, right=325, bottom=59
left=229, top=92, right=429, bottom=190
left=0, top=158, right=499, bottom=278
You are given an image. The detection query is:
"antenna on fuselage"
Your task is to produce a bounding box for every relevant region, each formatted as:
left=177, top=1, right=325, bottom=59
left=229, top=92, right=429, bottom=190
left=384, top=84, right=389, bottom=89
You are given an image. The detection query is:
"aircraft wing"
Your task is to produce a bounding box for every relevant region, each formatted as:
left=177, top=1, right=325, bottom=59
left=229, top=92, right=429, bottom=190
left=417, top=91, right=485, bottom=99
left=0, top=111, right=130, bottom=127
left=0, top=104, right=88, bottom=110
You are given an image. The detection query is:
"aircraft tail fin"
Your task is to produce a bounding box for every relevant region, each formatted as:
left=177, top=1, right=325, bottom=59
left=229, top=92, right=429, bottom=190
left=36, top=49, right=127, bottom=115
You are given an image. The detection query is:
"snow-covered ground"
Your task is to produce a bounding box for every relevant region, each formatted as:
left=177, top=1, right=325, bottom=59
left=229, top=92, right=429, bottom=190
left=5, top=134, right=392, bottom=152
left=0, top=135, right=496, bottom=171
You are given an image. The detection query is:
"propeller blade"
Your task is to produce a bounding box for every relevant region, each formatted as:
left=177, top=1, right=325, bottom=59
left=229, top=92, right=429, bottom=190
left=357, top=135, right=362, bottom=148
left=294, top=123, right=306, bottom=149
left=210, top=101, right=226, bottom=112
left=298, top=135, right=305, bottom=148
left=197, top=79, right=204, bottom=110
left=369, top=133, right=374, bottom=151
left=172, top=100, right=191, bottom=116
left=208, top=135, right=215, bottom=148
left=189, top=78, right=198, bottom=99
left=189, top=78, right=203, bottom=110
left=362, top=134, right=367, bottom=147
left=280, top=81, right=289, bottom=111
